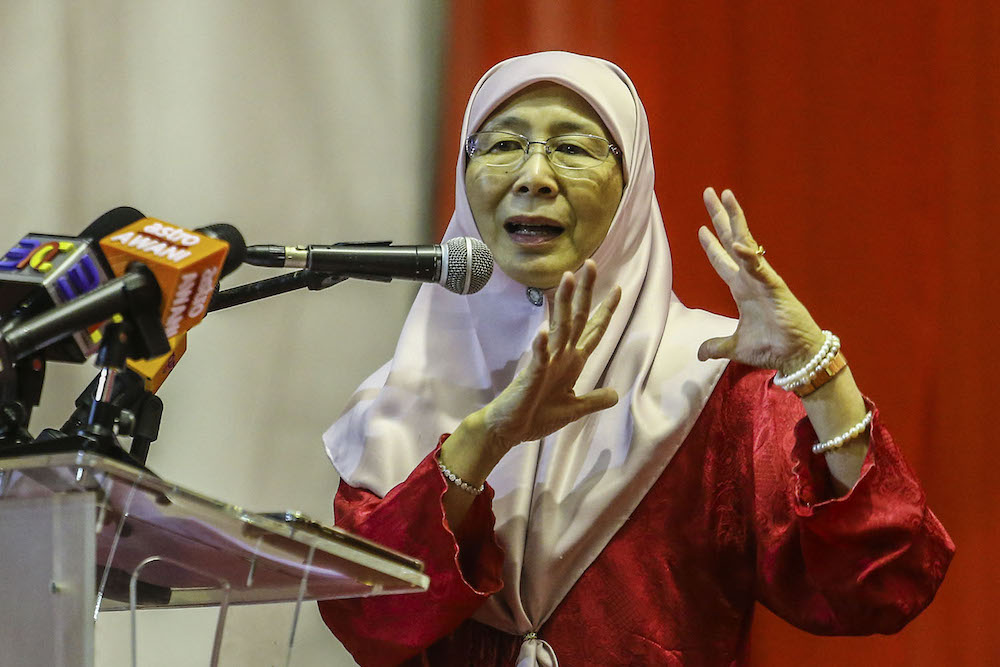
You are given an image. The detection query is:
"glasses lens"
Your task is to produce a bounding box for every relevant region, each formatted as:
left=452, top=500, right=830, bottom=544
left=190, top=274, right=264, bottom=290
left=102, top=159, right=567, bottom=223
left=546, top=135, right=611, bottom=169
left=467, top=132, right=527, bottom=167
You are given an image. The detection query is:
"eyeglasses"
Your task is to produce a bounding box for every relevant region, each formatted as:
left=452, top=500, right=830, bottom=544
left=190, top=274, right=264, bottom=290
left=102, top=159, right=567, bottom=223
left=465, top=131, right=622, bottom=170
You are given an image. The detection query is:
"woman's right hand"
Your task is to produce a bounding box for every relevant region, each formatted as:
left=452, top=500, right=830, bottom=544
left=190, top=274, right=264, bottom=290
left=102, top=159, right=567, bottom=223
left=439, top=259, right=620, bottom=530
left=477, top=259, right=621, bottom=459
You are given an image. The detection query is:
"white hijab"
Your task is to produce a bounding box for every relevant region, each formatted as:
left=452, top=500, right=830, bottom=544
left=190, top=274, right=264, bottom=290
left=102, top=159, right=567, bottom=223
left=324, top=52, right=735, bottom=665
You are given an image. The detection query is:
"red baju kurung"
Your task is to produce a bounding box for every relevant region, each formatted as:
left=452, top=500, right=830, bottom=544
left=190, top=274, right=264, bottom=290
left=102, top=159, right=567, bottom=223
left=319, top=363, right=954, bottom=666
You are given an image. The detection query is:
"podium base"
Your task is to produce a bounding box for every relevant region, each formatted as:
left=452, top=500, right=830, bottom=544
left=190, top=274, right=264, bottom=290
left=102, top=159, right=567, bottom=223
left=0, top=433, right=154, bottom=474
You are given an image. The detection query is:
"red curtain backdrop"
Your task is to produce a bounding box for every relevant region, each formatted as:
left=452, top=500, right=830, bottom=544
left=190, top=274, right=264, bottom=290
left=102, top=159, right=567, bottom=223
left=433, top=1, right=999, bottom=665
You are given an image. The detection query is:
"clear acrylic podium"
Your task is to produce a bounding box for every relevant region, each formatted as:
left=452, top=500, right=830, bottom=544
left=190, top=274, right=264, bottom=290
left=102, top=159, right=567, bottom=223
left=0, top=450, right=429, bottom=667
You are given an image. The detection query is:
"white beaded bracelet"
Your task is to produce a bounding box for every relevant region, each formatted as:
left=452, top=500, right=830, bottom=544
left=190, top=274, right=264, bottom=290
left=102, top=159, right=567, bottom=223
left=774, top=330, right=840, bottom=390
left=437, top=457, right=485, bottom=496
left=812, top=410, right=874, bottom=455
left=774, top=330, right=833, bottom=388
left=786, top=338, right=842, bottom=390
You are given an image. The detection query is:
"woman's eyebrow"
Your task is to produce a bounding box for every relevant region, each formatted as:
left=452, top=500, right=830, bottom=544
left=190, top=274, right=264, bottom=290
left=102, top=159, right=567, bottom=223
left=481, top=115, right=529, bottom=133
left=480, top=114, right=606, bottom=138
left=550, top=118, right=604, bottom=137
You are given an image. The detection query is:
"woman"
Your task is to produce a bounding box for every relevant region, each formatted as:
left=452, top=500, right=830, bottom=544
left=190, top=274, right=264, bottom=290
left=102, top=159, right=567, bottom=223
left=320, top=52, right=953, bottom=666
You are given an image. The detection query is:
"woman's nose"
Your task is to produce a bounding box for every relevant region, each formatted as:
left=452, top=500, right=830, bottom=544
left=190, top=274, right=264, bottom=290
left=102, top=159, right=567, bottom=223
left=513, top=146, right=559, bottom=196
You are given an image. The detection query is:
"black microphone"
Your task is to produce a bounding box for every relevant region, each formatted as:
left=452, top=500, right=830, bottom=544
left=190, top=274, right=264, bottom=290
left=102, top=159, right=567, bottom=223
left=199, top=223, right=246, bottom=280
left=244, top=237, right=493, bottom=295
left=0, top=219, right=247, bottom=369
left=0, top=206, right=146, bottom=362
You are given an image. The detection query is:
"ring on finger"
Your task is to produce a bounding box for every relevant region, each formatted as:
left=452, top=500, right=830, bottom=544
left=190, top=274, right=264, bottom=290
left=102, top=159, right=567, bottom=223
left=755, top=245, right=766, bottom=257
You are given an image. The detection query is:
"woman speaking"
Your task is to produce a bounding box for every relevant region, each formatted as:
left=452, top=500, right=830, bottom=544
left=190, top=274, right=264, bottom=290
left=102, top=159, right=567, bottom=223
left=319, top=52, right=953, bottom=666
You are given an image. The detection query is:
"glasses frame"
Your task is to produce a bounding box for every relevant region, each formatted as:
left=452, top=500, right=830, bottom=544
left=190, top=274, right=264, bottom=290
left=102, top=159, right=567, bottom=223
left=465, top=130, right=622, bottom=171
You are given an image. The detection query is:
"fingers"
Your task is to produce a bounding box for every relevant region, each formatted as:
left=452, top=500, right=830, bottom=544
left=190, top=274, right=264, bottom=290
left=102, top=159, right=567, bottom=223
left=730, top=241, right=769, bottom=279
left=705, top=187, right=760, bottom=253
left=698, top=225, right=739, bottom=281
left=703, top=187, right=776, bottom=281
left=569, top=260, right=596, bottom=344
left=579, top=285, right=621, bottom=354
left=522, top=329, right=550, bottom=385
left=514, top=329, right=551, bottom=409
left=551, top=260, right=601, bottom=354
left=720, top=189, right=754, bottom=247
left=697, top=335, right=737, bottom=362
left=572, top=387, right=619, bottom=416
left=548, top=272, right=574, bottom=352
left=702, top=187, right=733, bottom=246
left=530, top=329, right=550, bottom=366
left=548, top=388, right=619, bottom=427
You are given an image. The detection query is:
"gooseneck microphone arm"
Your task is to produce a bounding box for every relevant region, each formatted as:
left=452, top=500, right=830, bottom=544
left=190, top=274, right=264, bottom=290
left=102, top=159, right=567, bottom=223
left=207, top=269, right=347, bottom=313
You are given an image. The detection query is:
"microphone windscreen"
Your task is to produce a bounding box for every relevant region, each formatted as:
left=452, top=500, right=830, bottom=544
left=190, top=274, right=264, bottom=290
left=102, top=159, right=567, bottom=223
left=196, top=223, right=246, bottom=278
left=80, top=207, right=146, bottom=241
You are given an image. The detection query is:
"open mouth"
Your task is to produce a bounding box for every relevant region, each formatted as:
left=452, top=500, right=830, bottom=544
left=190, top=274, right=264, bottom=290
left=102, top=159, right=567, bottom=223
left=504, top=217, right=565, bottom=244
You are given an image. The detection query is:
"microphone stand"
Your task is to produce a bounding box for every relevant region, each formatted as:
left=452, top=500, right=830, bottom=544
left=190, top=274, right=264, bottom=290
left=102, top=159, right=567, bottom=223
left=0, top=265, right=168, bottom=471
left=3, top=320, right=159, bottom=473
left=0, top=352, right=45, bottom=450
left=207, top=269, right=347, bottom=312
left=51, top=364, right=162, bottom=465
left=73, top=320, right=157, bottom=470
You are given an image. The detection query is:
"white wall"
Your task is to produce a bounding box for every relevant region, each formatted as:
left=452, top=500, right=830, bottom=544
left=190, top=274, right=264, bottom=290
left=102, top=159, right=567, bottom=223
left=1, top=1, right=446, bottom=664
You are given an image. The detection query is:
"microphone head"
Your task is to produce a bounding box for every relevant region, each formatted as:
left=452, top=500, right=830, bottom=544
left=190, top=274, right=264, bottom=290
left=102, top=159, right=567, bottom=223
left=441, top=237, right=493, bottom=295
left=196, top=223, right=246, bottom=278
left=81, top=207, right=146, bottom=240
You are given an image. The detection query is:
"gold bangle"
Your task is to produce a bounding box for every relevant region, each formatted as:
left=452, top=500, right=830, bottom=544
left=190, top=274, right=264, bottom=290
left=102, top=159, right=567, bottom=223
left=793, top=350, right=848, bottom=397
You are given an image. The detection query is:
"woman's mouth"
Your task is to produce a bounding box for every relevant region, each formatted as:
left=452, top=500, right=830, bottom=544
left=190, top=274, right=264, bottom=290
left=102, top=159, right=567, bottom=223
left=504, top=217, right=565, bottom=245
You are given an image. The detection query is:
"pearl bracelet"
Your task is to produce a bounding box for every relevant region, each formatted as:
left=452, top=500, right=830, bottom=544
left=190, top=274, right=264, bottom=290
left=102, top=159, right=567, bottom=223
left=775, top=331, right=841, bottom=391
left=437, top=457, right=485, bottom=496
left=786, top=339, right=842, bottom=390
left=812, top=410, right=874, bottom=455
left=774, top=330, right=834, bottom=389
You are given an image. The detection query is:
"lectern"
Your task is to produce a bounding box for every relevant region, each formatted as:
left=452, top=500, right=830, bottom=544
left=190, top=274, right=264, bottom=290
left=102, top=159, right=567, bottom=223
left=0, top=451, right=429, bottom=667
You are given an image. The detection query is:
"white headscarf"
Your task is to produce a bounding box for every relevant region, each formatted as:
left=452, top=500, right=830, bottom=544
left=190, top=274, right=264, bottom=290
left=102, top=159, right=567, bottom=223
left=324, top=52, right=736, bottom=665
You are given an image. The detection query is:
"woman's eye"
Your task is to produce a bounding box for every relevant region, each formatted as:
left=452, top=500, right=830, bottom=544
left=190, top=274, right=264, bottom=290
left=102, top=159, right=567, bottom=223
left=554, top=142, right=591, bottom=156
left=489, top=140, right=523, bottom=153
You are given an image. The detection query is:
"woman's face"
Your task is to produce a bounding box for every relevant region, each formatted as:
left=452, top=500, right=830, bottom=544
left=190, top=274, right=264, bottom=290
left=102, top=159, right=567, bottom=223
left=465, top=83, right=624, bottom=288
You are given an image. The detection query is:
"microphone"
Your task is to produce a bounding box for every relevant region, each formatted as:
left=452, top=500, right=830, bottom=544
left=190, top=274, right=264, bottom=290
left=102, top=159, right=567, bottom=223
left=99, top=218, right=244, bottom=339
left=116, top=225, right=241, bottom=393
left=0, top=218, right=246, bottom=369
left=0, top=206, right=146, bottom=362
left=245, top=237, right=493, bottom=295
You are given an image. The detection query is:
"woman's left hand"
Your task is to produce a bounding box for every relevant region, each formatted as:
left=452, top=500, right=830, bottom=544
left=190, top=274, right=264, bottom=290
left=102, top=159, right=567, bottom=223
left=697, top=187, right=824, bottom=374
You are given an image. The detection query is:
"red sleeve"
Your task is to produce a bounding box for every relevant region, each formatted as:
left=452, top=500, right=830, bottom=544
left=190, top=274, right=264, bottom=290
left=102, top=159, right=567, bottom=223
left=736, top=372, right=955, bottom=635
left=318, top=438, right=505, bottom=667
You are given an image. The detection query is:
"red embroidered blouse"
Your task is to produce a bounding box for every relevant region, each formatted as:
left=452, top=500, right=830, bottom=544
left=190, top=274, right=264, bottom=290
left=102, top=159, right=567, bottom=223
left=319, top=363, right=954, bottom=666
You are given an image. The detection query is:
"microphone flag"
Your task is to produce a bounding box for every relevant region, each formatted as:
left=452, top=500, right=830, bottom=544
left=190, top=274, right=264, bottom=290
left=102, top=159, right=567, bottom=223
left=0, top=234, right=113, bottom=360
left=126, top=332, right=187, bottom=393
left=100, top=219, right=229, bottom=339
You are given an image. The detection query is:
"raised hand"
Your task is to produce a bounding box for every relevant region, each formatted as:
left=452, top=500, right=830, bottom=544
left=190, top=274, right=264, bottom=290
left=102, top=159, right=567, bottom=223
left=697, top=187, right=824, bottom=374
left=480, top=259, right=621, bottom=455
